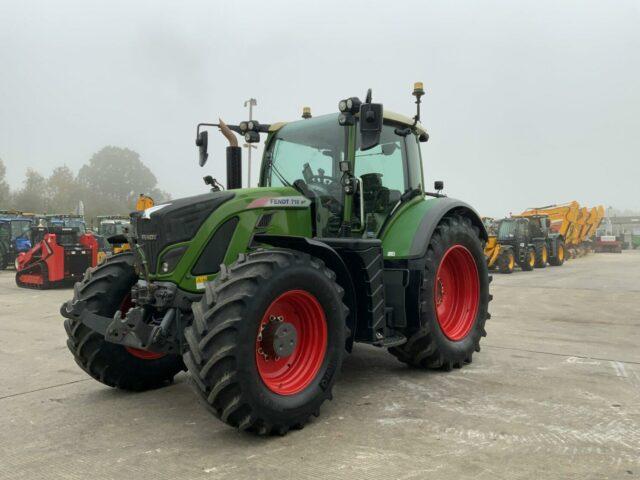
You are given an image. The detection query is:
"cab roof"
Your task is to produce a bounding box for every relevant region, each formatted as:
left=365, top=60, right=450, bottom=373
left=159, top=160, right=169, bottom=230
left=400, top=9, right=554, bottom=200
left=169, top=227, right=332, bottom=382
left=0, top=216, right=33, bottom=222
left=269, top=110, right=427, bottom=136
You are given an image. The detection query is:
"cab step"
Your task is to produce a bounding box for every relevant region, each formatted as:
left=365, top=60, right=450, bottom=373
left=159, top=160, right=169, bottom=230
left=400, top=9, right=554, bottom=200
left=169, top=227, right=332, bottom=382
left=371, top=333, right=407, bottom=348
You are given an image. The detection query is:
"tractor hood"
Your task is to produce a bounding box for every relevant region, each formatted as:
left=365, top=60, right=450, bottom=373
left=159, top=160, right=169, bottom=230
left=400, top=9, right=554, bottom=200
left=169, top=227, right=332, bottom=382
left=130, top=191, right=235, bottom=273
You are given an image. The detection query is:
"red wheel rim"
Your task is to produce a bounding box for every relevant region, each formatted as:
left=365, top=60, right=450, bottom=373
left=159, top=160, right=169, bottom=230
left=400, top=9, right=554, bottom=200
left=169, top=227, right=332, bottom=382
left=256, top=290, right=327, bottom=396
left=434, top=245, right=480, bottom=341
left=119, top=295, right=166, bottom=361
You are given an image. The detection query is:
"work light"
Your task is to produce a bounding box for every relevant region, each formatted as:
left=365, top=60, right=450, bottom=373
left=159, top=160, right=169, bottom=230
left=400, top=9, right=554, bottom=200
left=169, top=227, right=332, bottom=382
left=245, top=131, right=260, bottom=143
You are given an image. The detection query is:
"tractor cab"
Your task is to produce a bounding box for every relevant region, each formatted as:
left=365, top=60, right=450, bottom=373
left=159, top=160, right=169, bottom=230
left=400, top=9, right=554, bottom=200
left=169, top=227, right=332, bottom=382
left=260, top=112, right=425, bottom=239
left=95, top=216, right=132, bottom=257
left=45, top=214, right=87, bottom=233
left=97, top=217, right=130, bottom=237
left=0, top=216, right=33, bottom=269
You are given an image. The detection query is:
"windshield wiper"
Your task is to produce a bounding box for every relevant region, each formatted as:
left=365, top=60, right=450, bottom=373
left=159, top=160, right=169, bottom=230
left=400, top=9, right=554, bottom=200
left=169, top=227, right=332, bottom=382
left=268, top=159, right=292, bottom=188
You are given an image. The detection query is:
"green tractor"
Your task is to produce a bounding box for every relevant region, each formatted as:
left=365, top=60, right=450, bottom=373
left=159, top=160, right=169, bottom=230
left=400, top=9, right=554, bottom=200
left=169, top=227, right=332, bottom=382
left=61, top=84, right=491, bottom=435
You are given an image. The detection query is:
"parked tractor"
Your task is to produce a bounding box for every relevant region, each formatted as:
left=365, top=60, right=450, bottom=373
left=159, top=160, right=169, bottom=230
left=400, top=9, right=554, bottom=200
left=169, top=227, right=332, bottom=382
left=95, top=215, right=132, bottom=260
left=16, top=226, right=98, bottom=288
left=516, top=214, right=565, bottom=266
left=0, top=214, right=33, bottom=269
left=494, top=217, right=547, bottom=270
left=61, top=84, right=491, bottom=435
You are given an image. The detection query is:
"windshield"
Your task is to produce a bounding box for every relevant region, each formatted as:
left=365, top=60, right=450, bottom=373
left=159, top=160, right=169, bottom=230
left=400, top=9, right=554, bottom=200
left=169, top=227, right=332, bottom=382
left=263, top=114, right=346, bottom=187
left=11, top=220, right=31, bottom=239
left=99, top=222, right=128, bottom=237
left=262, top=114, right=346, bottom=236
left=498, top=220, right=518, bottom=240
left=65, top=219, right=86, bottom=233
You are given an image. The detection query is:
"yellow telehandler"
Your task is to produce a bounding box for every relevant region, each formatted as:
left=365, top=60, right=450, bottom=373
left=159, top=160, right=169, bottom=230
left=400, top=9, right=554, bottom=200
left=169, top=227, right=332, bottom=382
left=482, top=217, right=515, bottom=273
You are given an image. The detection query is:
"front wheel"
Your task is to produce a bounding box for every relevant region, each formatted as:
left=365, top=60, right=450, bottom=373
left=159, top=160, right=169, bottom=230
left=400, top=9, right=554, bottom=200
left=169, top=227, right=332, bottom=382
left=535, top=244, right=548, bottom=268
left=520, top=247, right=536, bottom=271
left=498, top=249, right=515, bottom=274
left=389, top=215, right=491, bottom=370
left=183, top=250, right=347, bottom=435
left=61, top=253, right=184, bottom=391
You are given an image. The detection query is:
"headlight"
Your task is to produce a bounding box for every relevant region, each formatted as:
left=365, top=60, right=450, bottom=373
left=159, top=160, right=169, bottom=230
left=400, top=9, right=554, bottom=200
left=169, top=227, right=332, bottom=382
left=244, top=131, right=260, bottom=143
left=158, top=245, right=188, bottom=274
left=339, top=97, right=361, bottom=114
left=338, top=113, right=355, bottom=126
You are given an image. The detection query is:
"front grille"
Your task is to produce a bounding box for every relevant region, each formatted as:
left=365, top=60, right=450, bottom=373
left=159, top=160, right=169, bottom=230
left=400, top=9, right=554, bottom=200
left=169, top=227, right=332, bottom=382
left=130, top=191, right=235, bottom=274
left=133, top=217, right=162, bottom=274
left=65, top=250, right=91, bottom=276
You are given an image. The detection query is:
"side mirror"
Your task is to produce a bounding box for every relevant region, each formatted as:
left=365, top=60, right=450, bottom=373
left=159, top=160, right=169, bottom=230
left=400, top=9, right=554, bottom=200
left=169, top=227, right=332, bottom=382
left=359, top=103, right=383, bottom=151
left=196, top=131, right=209, bottom=167
left=434, top=180, right=444, bottom=191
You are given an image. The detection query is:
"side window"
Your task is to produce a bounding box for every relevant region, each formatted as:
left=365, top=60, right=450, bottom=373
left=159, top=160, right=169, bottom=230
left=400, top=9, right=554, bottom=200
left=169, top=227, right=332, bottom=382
left=355, top=125, right=405, bottom=217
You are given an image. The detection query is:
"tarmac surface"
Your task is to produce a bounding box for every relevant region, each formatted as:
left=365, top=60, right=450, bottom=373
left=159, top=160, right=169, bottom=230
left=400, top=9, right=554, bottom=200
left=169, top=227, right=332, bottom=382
left=1, top=251, right=639, bottom=479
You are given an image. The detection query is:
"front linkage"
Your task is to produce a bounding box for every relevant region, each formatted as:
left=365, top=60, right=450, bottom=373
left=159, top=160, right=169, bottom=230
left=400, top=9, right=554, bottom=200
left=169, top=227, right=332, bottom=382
left=62, top=277, right=192, bottom=356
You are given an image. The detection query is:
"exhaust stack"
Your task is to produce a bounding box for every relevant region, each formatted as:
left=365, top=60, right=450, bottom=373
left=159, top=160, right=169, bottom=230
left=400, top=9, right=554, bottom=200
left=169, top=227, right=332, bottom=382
left=219, top=119, right=242, bottom=189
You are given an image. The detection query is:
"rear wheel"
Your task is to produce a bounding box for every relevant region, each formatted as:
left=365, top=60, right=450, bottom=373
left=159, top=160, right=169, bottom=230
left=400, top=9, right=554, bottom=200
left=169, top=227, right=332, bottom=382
left=389, top=215, right=490, bottom=370
left=61, top=253, right=184, bottom=391
left=534, top=244, right=548, bottom=268
left=549, top=240, right=565, bottom=266
left=183, top=249, right=347, bottom=435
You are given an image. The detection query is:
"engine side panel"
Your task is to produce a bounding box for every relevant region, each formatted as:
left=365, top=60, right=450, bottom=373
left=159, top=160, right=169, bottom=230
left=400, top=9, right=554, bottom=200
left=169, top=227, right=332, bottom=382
left=147, top=187, right=313, bottom=293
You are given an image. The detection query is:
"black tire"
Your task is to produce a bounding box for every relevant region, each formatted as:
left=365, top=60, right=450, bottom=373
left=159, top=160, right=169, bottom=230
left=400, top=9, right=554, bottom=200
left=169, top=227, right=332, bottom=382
left=183, top=249, right=347, bottom=435
left=549, top=240, right=565, bottom=266
left=389, top=215, right=491, bottom=370
left=61, top=252, right=184, bottom=391
left=498, top=249, right=514, bottom=274
left=520, top=247, right=535, bottom=271
left=534, top=243, right=548, bottom=268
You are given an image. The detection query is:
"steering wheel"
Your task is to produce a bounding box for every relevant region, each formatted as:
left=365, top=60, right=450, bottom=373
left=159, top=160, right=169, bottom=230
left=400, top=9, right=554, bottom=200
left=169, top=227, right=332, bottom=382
left=308, top=175, right=336, bottom=186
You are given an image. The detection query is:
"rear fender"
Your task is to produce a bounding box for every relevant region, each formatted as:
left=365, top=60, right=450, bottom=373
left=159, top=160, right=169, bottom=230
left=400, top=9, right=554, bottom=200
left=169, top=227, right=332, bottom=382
left=414, top=199, right=487, bottom=258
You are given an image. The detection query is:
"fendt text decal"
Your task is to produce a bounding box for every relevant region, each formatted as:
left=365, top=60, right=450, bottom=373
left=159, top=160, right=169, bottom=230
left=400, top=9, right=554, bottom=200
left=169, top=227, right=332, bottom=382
left=247, top=196, right=311, bottom=209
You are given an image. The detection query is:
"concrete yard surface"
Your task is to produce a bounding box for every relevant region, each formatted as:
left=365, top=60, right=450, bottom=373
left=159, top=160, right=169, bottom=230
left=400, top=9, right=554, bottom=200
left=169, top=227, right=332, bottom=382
left=1, top=251, right=639, bottom=479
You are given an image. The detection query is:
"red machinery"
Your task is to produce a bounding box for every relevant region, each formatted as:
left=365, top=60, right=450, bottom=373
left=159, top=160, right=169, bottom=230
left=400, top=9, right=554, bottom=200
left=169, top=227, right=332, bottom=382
left=15, top=226, right=98, bottom=289
left=594, top=235, right=623, bottom=254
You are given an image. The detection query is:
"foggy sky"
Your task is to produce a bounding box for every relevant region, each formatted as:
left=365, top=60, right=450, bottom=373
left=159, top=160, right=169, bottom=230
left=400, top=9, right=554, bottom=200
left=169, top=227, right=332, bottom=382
left=1, top=0, right=639, bottom=217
